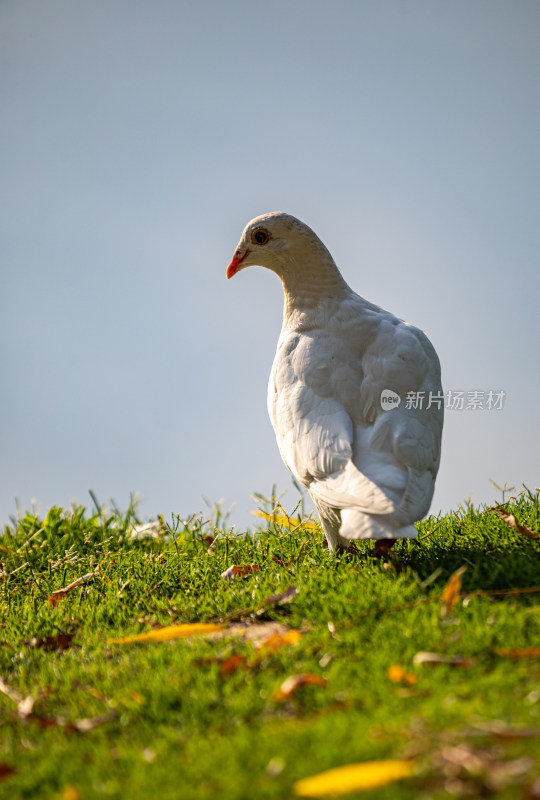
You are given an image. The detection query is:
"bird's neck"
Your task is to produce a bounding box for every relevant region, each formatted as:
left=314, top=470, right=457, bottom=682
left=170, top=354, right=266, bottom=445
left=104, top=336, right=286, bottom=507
left=279, top=256, right=350, bottom=327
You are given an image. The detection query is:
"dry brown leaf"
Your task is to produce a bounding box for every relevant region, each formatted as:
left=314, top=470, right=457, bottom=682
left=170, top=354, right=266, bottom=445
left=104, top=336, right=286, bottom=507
left=48, top=572, right=97, bottom=607
left=225, top=620, right=291, bottom=644
left=494, top=647, right=540, bottom=659
left=221, top=564, right=261, bottom=583
left=194, top=653, right=254, bottom=674
left=413, top=651, right=476, bottom=667
left=222, top=622, right=302, bottom=652
left=493, top=506, right=539, bottom=539
left=258, top=628, right=302, bottom=653
left=387, top=665, right=417, bottom=685
left=293, top=760, right=414, bottom=796
left=107, top=622, right=222, bottom=645
left=0, top=763, right=16, bottom=781
left=274, top=673, right=327, bottom=701
left=435, top=744, right=534, bottom=792
left=26, top=633, right=75, bottom=652
left=219, top=654, right=250, bottom=675
left=441, top=566, right=467, bottom=617
left=439, top=744, right=489, bottom=773
left=470, top=721, right=539, bottom=740
left=0, top=676, right=118, bottom=731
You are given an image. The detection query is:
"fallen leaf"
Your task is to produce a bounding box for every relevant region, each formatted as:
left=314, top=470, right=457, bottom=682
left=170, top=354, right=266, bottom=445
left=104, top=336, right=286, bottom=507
left=252, top=510, right=319, bottom=530
left=293, top=759, right=414, bottom=796
left=0, top=764, right=16, bottom=781
left=219, top=654, right=250, bottom=675
left=48, top=572, right=97, bottom=607
left=26, top=633, right=74, bottom=652
left=221, top=564, right=260, bottom=583
left=494, top=647, right=540, bottom=659
left=470, top=721, right=539, bottom=740
left=107, top=622, right=222, bottom=644
left=441, top=566, right=467, bottom=617
left=61, top=786, right=81, bottom=800
left=439, top=744, right=489, bottom=773
left=387, top=665, right=417, bottom=685
left=413, top=651, right=476, bottom=667
left=0, top=676, right=118, bottom=731
left=258, top=628, right=302, bottom=653
left=274, top=673, right=327, bottom=701
left=492, top=506, right=539, bottom=539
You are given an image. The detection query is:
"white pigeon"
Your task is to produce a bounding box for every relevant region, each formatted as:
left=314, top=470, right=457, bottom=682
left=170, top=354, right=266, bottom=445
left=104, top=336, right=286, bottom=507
left=226, top=212, right=443, bottom=555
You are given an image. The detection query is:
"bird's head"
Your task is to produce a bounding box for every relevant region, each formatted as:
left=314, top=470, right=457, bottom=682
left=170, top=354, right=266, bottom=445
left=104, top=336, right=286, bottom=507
left=226, top=211, right=332, bottom=280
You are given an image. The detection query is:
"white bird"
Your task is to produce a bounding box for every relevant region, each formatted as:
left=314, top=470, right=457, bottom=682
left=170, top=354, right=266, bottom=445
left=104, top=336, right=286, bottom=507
left=226, top=212, right=443, bottom=556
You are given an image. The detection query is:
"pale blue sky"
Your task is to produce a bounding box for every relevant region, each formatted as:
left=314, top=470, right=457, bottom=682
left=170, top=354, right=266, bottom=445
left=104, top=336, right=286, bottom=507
left=1, top=0, right=539, bottom=529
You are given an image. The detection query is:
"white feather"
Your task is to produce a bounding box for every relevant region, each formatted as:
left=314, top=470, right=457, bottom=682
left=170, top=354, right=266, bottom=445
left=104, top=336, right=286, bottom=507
left=228, top=212, right=443, bottom=550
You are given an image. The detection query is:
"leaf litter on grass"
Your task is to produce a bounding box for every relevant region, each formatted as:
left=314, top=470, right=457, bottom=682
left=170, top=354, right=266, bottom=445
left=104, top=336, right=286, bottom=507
left=1, top=489, right=539, bottom=799
left=293, top=760, right=415, bottom=796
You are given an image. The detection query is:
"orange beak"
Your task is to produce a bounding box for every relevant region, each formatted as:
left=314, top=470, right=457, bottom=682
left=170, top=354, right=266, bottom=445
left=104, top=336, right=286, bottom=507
left=226, top=248, right=250, bottom=279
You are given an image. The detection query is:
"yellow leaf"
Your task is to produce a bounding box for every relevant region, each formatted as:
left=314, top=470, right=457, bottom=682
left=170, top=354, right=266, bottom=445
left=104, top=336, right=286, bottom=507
left=387, top=665, right=417, bottom=685
left=107, top=622, right=222, bottom=644
left=294, top=760, right=414, bottom=796
left=441, top=566, right=467, bottom=616
left=60, top=787, right=81, bottom=800
left=258, top=629, right=302, bottom=653
left=251, top=511, right=318, bottom=530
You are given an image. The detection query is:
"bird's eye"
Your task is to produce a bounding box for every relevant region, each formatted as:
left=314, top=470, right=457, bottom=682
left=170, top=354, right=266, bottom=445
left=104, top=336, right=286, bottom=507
left=251, top=228, right=270, bottom=245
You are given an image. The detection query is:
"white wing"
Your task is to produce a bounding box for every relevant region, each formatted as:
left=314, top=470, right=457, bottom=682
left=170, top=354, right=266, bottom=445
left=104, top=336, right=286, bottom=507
left=268, top=298, right=443, bottom=523
left=268, top=329, right=395, bottom=515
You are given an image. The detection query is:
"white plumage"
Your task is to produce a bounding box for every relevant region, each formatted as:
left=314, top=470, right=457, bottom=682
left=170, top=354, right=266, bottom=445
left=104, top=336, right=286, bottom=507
left=226, top=212, right=443, bottom=553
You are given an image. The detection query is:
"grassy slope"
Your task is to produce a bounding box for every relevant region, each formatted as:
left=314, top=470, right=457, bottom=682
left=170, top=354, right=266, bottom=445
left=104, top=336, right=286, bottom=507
left=0, top=490, right=539, bottom=799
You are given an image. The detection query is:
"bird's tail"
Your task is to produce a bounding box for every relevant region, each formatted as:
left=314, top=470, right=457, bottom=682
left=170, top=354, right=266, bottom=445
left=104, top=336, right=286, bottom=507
left=339, top=509, right=417, bottom=541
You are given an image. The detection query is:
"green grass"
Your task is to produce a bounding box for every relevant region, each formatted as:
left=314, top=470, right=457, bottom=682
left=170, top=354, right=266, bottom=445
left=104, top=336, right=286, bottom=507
left=1, top=489, right=539, bottom=799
